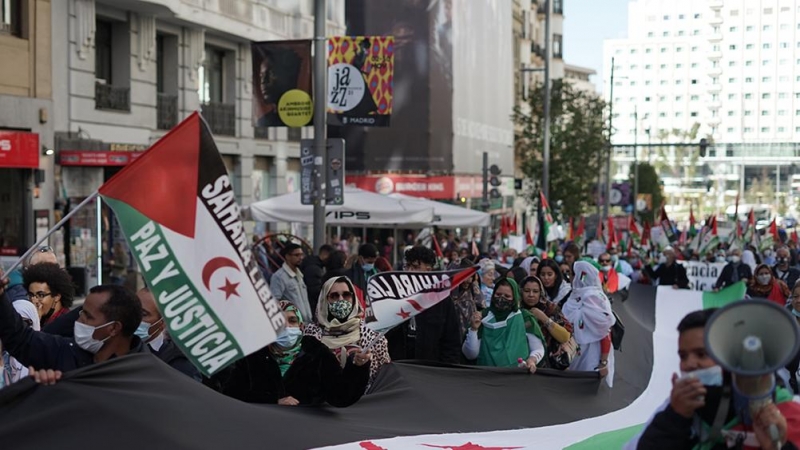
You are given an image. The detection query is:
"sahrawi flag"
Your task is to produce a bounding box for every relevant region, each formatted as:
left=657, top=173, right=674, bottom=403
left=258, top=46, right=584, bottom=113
left=364, top=267, right=479, bottom=332
left=98, top=112, right=284, bottom=376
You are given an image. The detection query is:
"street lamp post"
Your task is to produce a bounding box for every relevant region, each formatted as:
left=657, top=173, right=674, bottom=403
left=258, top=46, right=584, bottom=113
left=633, top=106, right=639, bottom=219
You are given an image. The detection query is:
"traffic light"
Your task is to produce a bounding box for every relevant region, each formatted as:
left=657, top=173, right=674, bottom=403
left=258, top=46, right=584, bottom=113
left=489, top=164, right=502, bottom=199
left=699, top=138, right=708, bottom=157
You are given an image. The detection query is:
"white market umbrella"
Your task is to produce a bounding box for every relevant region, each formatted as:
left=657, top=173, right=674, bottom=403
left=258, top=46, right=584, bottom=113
left=388, top=193, right=490, bottom=228
left=247, top=187, right=434, bottom=227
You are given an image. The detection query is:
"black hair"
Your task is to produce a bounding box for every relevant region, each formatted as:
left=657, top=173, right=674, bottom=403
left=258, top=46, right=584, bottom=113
left=359, top=243, right=379, bottom=258
left=89, top=285, right=143, bottom=337
left=318, top=244, right=334, bottom=255
left=281, top=243, right=303, bottom=258
left=23, top=263, right=76, bottom=308
left=326, top=250, right=347, bottom=271
left=536, top=259, right=565, bottom=299
left=404, top=245, right=436, bottom=267
left=564, top=243, right=581, bottom=260
left=510, top=266, right=529, bottom=286
left=677, top=308, right=718, bottom=334
left=512, top=256, right=526, bottom=268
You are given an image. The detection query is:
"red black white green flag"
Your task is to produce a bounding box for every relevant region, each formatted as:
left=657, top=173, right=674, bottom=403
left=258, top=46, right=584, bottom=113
left=98, top=112, right=284, bottom=376
left=364, top=267, right=479, bottom=332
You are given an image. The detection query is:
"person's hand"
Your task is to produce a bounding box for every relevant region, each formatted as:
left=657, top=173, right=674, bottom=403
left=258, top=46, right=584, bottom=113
left=29, top=367, right=62, bottom=385
left=353, top=350, right=372, bottom=367
left=531, top=308, right=549, bottom=323
left=525, top=357, right=538, bottom=374
left=597, top=361, right=609, bottom=378
left=669, top=373, right=706, bottom=419
left=278, top=396, right=299, bottom=406
left=470, top=312, right=482, bottom=331
left=752, top=403, right=787, bottom=450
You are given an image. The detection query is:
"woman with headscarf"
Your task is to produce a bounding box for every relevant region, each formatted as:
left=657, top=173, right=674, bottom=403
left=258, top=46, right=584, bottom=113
left=520, top=276, right=576, bottom=370
left=462, top=278, right=546, bottom=372
left=747, top=263, right=790, bottom=306
left=520, top=256, right=540, bottom=278
left=0, top=300, right=41, bottom=387
left=304, top=276, right=391, bottom=389
left=537, top=259, right=572, bottom=306
left=212, top=301, right=371, bottom=406
left=478, top=259, right=497, bottom=307
left=562, top=261, right=617, bottom=387
left=451, top=259, right=485, bottom=339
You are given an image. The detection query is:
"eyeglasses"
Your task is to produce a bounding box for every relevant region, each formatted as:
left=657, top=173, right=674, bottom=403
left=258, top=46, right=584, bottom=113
left=28, top=291, right=52, bottom=300
left=599, top=259, right=611, bottom=264
left=327, top=291, right=354, bottom=301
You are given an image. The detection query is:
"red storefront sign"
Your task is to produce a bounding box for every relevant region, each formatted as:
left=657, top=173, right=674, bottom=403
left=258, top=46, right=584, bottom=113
left=0, top=131, right=39, bottom=168
left=59, top=150, right=145, bottom=166
left=346, top=174, right=486, bottom=199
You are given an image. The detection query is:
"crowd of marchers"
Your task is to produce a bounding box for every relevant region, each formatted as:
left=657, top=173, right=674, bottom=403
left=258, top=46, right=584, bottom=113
left=3, top=233, right=800, bottom=449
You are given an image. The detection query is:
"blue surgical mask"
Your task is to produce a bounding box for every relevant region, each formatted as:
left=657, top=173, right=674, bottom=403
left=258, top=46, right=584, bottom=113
left=555, top=255, right=564, bottom=263
left=134, top=318, right=163, bottom=341
left=275, top=326, right=303, bottom=349
left=681, top=365, right=723, bottom=387
left=792, top=309, right=800, bottom=318
left=505, top=256, right=514, bottom=264
left=362, top=263, right=375, bottom=272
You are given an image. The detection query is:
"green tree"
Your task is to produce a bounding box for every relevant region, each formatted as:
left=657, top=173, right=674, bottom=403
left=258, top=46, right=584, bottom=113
left=630, top=162, right=664, bottom=222
left=514, top=80, right=607, bottom=218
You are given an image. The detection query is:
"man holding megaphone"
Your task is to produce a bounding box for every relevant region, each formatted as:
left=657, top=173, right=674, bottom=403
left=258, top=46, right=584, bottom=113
left=626, top=306, right=800, bottom=450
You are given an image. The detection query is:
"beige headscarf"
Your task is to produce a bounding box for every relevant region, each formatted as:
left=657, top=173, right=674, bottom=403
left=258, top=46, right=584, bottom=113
left=315, top=276, right=362, bottom=350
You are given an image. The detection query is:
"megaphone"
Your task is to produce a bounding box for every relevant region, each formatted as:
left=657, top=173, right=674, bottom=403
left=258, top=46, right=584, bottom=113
left=705, top=300, right=800, bottom=448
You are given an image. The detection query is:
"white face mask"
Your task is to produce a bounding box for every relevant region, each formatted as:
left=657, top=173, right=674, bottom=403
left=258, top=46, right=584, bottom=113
left=600, top=265, right=611, bottom=273
left=74, top=321, right=115, bottom=354
left=681, top=365, right=723, bottom=387
left=757, top=274, right=772, bottom=286
left=658, top=255, right=667, bottom=264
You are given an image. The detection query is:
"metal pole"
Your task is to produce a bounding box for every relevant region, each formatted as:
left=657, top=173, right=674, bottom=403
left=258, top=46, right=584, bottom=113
left=481, top=151, right=489, bottom=253
left=603, top=57, right=615, bottom=221
left=96, top=196, right=103, bottom=285
left=542, top=0, right=552, bottom=200
left=776, top=164, right=781, bottom=212
left=633, top=106, right=639, bottom=219
left=312, top=0, right=328, bottom=250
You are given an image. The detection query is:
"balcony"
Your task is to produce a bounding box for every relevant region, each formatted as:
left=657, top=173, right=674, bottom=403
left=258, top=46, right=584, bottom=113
left=708, top=0, right=723, bottom=9
left=254, top=127, right=270, bottom=140
left=95, top=82, right=130, bottom=112
left=708, top=33, right=722, bottom=42
left=707, top=66, right=722, bottom=77
left=708, top=50, right=723, bottom=60
left=707, top=83, right=722, bottom=93
left=708, top=15, right=723, bottom=26
left=537, top=0, right=563, bottom=15
left=201, top=102, right=236, bottom=136
left=707, top=100, right=722, bottom=110
left=156, top=94, right=178, bottom=130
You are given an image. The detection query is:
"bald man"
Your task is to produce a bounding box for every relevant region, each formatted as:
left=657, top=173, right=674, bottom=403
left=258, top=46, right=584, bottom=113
left=136, top=288, right=200, bottom=381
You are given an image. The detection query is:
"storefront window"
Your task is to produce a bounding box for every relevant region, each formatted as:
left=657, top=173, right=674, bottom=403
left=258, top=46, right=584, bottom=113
left=0, top=169, right=24, bottom=270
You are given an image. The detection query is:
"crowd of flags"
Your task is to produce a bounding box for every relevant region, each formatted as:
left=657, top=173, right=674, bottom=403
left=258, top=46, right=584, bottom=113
left=489, top=191, right=797, bottom=259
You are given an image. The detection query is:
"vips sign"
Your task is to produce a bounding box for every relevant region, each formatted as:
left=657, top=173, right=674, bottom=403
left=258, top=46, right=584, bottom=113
left=678, top=261, right=727, bottom=291
left=327, top=36, right=394, bottom=127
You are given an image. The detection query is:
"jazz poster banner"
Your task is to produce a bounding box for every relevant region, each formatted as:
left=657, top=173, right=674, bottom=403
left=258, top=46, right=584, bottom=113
left=327, top=36, right=394, bottom=127
left=251, top=40, right=313, bottom=128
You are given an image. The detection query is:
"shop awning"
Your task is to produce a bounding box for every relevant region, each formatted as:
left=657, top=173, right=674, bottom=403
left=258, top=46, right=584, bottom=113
left=388, top=193, right=490, bottom=228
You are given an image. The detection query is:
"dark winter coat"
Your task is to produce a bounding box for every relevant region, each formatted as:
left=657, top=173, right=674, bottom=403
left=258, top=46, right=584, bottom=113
left=0, top=292, right=146, bottom=372
left=385, top=297, right=462, bottom=364
left=301, top=255, right=326, bottom=317
left=150, top=338, right=201, bottom=381
left=213, top=335, right=369, bottom=407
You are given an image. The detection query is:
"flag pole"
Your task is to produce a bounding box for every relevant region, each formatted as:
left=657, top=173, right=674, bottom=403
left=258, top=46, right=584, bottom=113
left=4, top=191, right=100, bottom=276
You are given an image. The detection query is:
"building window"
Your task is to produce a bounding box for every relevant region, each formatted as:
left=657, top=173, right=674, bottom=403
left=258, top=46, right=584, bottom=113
left=693, top=30, right=700, bottom=35
left=94, top=18, right=130, bottom=112
left=645, top=64, right=651, bottom=69
left=763, top=44, right=771, bottom=49
left=746, top=44, right=754, bottom=50
left=779, top=93, right=787, bottom=99
left=763, top=25, right=772, bottom=31
left=659, top=112, right=666, bottom=117
left=796, top=109, right=800, bottom=115
left=678, top=30, right=685, bottom=36
left=694, top=13, right=700, bottom=19
left=662, top=31, right=669, bottom=37
left=0, top=0, right=22, bottom=37
left=691, top=63, right=698, bottom=68
left=675, top=112, right=682, bottom=117
left=762, top=93, right=771, bottom=99
left=728, top=94, right=736, bottom=100
left=744, top=127, right=753, bottom=133
left=676, top=95, right=683, bottom=101
left=780, top=42, right=789, bottom=49
left=630, top=64, right=637, bottom=69
left=553, top=34, right=563, bottom=59
left=691, top=46, right=698, bottom=52
left=156, top=34, right=179, bottom=130
left=660, top=64, right=667, bottom=69
left=728, top=77, right=736, bottom=83
left=677, top=47, right=683, bottom=53
left=727, top=127, right=735, bottom=133
left=778, top=110, right=787, bottom=116
left=729, top=26, right=737, bottom=32
left=744, top=110, right=753, bottom=116
left=745, top=77, right=753, bottom=83
left=781, top=24, right=789, bottom=30
left=763, top=60, right=771, bottom=66
left=728, top=61, right=736, bottom=67
left=678, top=14, right=684, bottom=19
left=745, top=93, right=752, bottom=99
left=659, top=95, right=666, bottom=101
left=663, top=15, right=669, bottom=20
left=762, top=76, right=772, bottom=82
left=630, top=48, right=637, bottom=54
left=731, top=10, right=739, bottom=16
left=761, top=127, right=770, bottom=132
left=660, top=47, right=667, bottom=53
left=676, top=63, right=683, bottom=68
left=645, top=48, right=652, bottom=53
left=727, top=111, right=735, bottom=116
left=676, top=80, right=682, bottom=85
left=729, top=45, right=737, bottom=50
left=764, top=8, right=773, bottom=14
left=712, top=94, right=719, bottom=101
left=690, top=95, right=699, bottom=101
left=779, top=126, right=786, bottom=132
left=761, top=110, right=770, bottom=116
left=745, top=60, right=753, bottom=66
left=95, top=20, right=113, bottom=84
left=199, top=46, right=235, bottom=136
left=712, top=77, right=719, bottom=84
left=690, top=112, right=698, bottom=117
left=780, top=59, right=788, bottom=65
left=746, top=25, right=753, bottom=31
left=647, top=32, right=654, bottom=37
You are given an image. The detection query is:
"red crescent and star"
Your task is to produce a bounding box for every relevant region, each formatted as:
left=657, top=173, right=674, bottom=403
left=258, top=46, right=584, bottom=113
left=201, top=257, right=241, bottom=300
